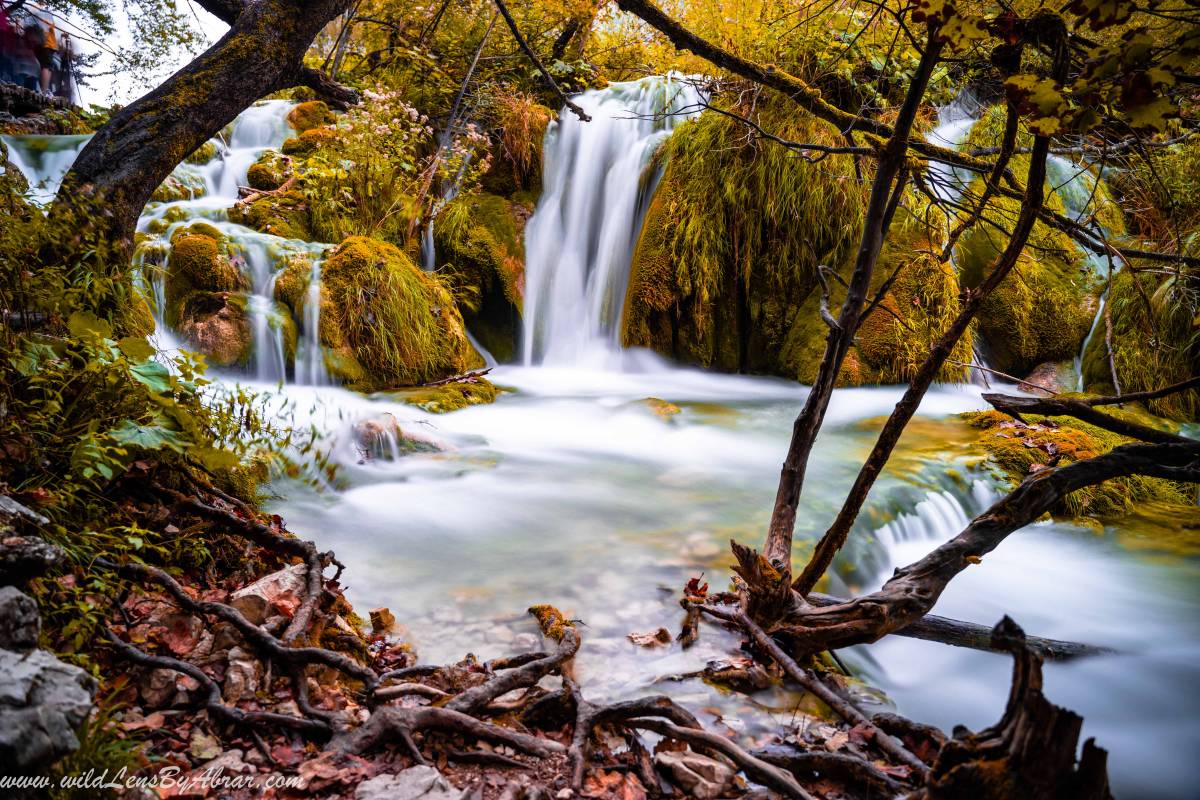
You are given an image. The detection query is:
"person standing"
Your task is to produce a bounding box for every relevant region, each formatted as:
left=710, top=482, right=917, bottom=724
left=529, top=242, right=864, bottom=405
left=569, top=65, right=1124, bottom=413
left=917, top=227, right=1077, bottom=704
left=34, top=11, right=57, bottom=95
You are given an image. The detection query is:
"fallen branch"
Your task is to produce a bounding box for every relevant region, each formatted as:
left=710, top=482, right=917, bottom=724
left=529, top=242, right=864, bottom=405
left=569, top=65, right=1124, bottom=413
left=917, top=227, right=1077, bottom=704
left=982, top=392, right=1190, bottom=445
left=422, top=367, right=493, bottom=387
left=492, top=0, right=590, bottom=122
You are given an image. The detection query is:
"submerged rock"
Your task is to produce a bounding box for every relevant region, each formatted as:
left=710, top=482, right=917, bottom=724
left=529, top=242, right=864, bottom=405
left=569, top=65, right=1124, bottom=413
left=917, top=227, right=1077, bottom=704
left=352, top=414, right=445, bottom=461
left=385, top=378, right=499, bottom=414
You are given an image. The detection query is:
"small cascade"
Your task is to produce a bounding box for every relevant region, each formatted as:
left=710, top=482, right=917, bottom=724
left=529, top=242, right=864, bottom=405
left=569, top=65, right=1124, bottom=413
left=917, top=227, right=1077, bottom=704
left=925, top=92, right=982, bottom=206
left=213, top=100, right=295, bottom=197
left=2, top=134, right=91, bottom=204
left=295, top=258, right=331, bottom=386
left=521, top=74, right=703, bottom=367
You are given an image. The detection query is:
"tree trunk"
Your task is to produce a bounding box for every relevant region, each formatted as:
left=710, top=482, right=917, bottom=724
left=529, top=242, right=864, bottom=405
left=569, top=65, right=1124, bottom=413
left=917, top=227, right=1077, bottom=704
left=56, top=0, right=356, bottom=250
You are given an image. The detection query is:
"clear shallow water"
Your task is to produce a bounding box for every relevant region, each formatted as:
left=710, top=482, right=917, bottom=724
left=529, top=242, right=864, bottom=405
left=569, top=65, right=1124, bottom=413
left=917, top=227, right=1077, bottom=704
left=251, top=366, right=1200, bottom=799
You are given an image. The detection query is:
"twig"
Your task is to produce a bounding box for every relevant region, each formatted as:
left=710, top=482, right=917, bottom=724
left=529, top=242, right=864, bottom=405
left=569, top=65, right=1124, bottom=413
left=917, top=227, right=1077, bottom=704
left=492, top=0, right=590, bottom=122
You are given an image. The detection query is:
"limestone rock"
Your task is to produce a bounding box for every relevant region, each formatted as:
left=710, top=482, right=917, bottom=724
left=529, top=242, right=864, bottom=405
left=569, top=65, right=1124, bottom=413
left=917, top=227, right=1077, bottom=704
left=231, top=563, right=307, bottom=623
left=0, top=587, right=39, bottom=650
left=654, top=750, right=734, bottom=800
left=0, top=648, right=96, bottom=771
left=0, top=535, right=64, bottom=586
left=355, top=766, right=471, bottom=800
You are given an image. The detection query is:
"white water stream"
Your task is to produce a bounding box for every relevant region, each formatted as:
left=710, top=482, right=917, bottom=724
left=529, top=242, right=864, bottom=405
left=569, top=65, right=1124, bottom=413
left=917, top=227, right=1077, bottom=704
left=6, top=88, right=1198, bottom=798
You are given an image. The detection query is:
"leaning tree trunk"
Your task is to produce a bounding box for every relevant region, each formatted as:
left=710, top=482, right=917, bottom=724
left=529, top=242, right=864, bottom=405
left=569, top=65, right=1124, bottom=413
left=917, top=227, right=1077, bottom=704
left=57, top=0, right=358, bottom=250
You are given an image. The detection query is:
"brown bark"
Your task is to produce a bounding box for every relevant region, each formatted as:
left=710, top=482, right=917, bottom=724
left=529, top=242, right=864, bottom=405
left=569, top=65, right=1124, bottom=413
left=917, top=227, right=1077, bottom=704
left=915, top=617, right=1113, bottom=800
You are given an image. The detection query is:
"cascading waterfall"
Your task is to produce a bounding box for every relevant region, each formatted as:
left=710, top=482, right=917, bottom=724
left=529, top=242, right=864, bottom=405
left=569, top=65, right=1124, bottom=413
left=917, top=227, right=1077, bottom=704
left=1, top=134, right=91, bottom=205
left=295, top=258, right=331, bottom=385
left=521, top=74, right=703, bottom=367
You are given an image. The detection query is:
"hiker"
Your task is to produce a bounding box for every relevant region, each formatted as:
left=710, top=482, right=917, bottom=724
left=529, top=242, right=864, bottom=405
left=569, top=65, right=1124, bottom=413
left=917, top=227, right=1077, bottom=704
left=34, top=11, right=57, bottom=95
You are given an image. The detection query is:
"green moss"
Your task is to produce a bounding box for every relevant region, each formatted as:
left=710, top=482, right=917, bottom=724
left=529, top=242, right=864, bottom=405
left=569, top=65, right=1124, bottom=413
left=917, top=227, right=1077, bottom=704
left=185, top=141, right=219, bottom=165
left=286, top=101, right=334, bottom=133
left=434, top=194, right=528, bottom=361
left=151, top=172, right=207, bottom=203
left=528, top=603, right=573, bottom=642
left=622, top=98, right=867, bottom=379
left=282, top=128, right=339, bottom=156
left=954, top=181, right=1095, bottom=378
left=227, top=191, right=312, bottom=241
left=1081, top=268, right=1199, bottom=420
left=246, top=151, right=290, bottom=191
left=384, top=378, right=499, bottom=413
left=962, top=409, right=1195, bottom=518
left=322, top=236, right=483, bottom=391
left=272, top=255, right=312, bottom=315
left=164, top=234, right=245, bottom=327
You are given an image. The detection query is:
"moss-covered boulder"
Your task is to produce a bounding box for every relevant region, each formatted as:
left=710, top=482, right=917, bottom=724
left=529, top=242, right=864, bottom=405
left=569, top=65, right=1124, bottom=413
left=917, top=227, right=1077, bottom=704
left=1082, top=268, right=1200, bottom=421
left=151, top=171, right=207, bottom=203
left=273, top=255, right=313, bottom=313
left=176, top=291, right=252, bottom=367
left=287, top=101, right=334, bottom=133
left=164, top=232, right=246, bottom=327
left=185, top=141, right=219, bottom=165
left=246, top=151, right=291, bottom=191
left=282, top=128, right=338, bottom=157
left=228, top=190, right=312, bottom=241
left=322, top=236, right=483, bottom=390
left=953, top=106, right=1104, bottom=379
left=433, top=194, right=528, bottom=361
left=385, top=378, right=499, bottom=413
left=962, top=408, right=1196, bottom=519
left=621, top=101, right=972, bottom=385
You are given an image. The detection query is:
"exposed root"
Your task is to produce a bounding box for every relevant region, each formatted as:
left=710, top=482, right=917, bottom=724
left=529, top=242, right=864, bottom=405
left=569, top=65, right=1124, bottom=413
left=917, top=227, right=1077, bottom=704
left=327, top=706, right=566, bottom=761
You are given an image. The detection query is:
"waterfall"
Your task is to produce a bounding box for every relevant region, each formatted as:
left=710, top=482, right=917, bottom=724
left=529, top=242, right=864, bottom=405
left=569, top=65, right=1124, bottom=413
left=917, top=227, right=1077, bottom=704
left=521, top=74, right=703, bottom=367
left=295, top=258, right=331, bottom=386
left=925, top=92, right=981, bottom=206
left=2, top=134, right=91, bottom=205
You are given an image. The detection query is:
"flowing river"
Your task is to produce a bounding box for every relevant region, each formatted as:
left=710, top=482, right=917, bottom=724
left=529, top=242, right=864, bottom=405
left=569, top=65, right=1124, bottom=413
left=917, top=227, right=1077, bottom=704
left=4, top=80, right=1198, bottom=798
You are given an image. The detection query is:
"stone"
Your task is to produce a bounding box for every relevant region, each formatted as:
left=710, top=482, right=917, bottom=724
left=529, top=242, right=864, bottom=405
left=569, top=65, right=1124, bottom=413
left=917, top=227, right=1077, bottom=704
left=222, top=646, right=260, bottom=703
left=354, top=766, right=470, bottom=800
left=0, top=648, right=96, bottom=771
left=653, top=751, right=734, bottom=800
left=0, top=536, right=64, bottom=586
left=0, top=587, right=40, bottom=650
left=231, top=563, right=307, bottom=622
left=369, top=607, right=396, bottom=635
left=1018, top=360, right=1075, bottom=396
left=140, top=667, right=178, bottom=707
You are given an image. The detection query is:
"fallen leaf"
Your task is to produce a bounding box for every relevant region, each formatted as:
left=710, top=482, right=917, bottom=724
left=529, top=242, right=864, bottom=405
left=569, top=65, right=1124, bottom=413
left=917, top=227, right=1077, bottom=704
left=188, top=730, right=221, bottom=761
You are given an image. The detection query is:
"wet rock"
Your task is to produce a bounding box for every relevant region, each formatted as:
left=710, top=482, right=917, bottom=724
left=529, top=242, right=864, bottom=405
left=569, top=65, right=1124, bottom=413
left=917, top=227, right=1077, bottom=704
left=355, top=766, right=471, bottom=800
left=140, top=667, right=178, bottom=707
left=0, top=587, right=39, bottom=650
left=353, top=415, right=444, bottom=462
left=653, top=751, right=734, bottom=800
left=231, top=563, right=307, bottom=623
left=1018, top=361, right=1075, bottom=396
left=175, top=291, right=254, bottom=367
left=0, top=648, right=96, bottom=771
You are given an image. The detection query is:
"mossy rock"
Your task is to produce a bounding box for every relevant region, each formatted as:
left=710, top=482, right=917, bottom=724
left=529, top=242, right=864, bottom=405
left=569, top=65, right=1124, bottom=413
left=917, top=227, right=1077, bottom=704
left=384, top=378, right=499, bottom=413
left=287, top=101, right=334, bottom=133
left=151, top=172, right=207, bottom=203
left=322, top=236, right=483, bottom=391
left=176, top=291, right=252, bottom=367
left=228, top=191, right=312, bottom=241
left=1081, top=268, right=1200, bottom=421
left=273, top=255, right=313, bottom=315
left=434, top=194, right=528, bottom=361
left=1, top=139, right=29, bottom=197
left=961, top=408, right=1194, bottom=519
left=185, top=141, right=219, bottom=165
left=247, top=151, right=291, bottom=191
left=282, top=128, right=339, bottom=156
left=165, top=233, right=246, bottom=327
left=622, top=101, right=871, bottom=382
left=955, top=184, right=1095, bottom=377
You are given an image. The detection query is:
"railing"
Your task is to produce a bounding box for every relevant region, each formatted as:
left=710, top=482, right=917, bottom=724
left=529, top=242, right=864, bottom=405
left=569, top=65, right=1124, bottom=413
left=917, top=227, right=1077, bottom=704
left=0, top=2, right=77, bottom=107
